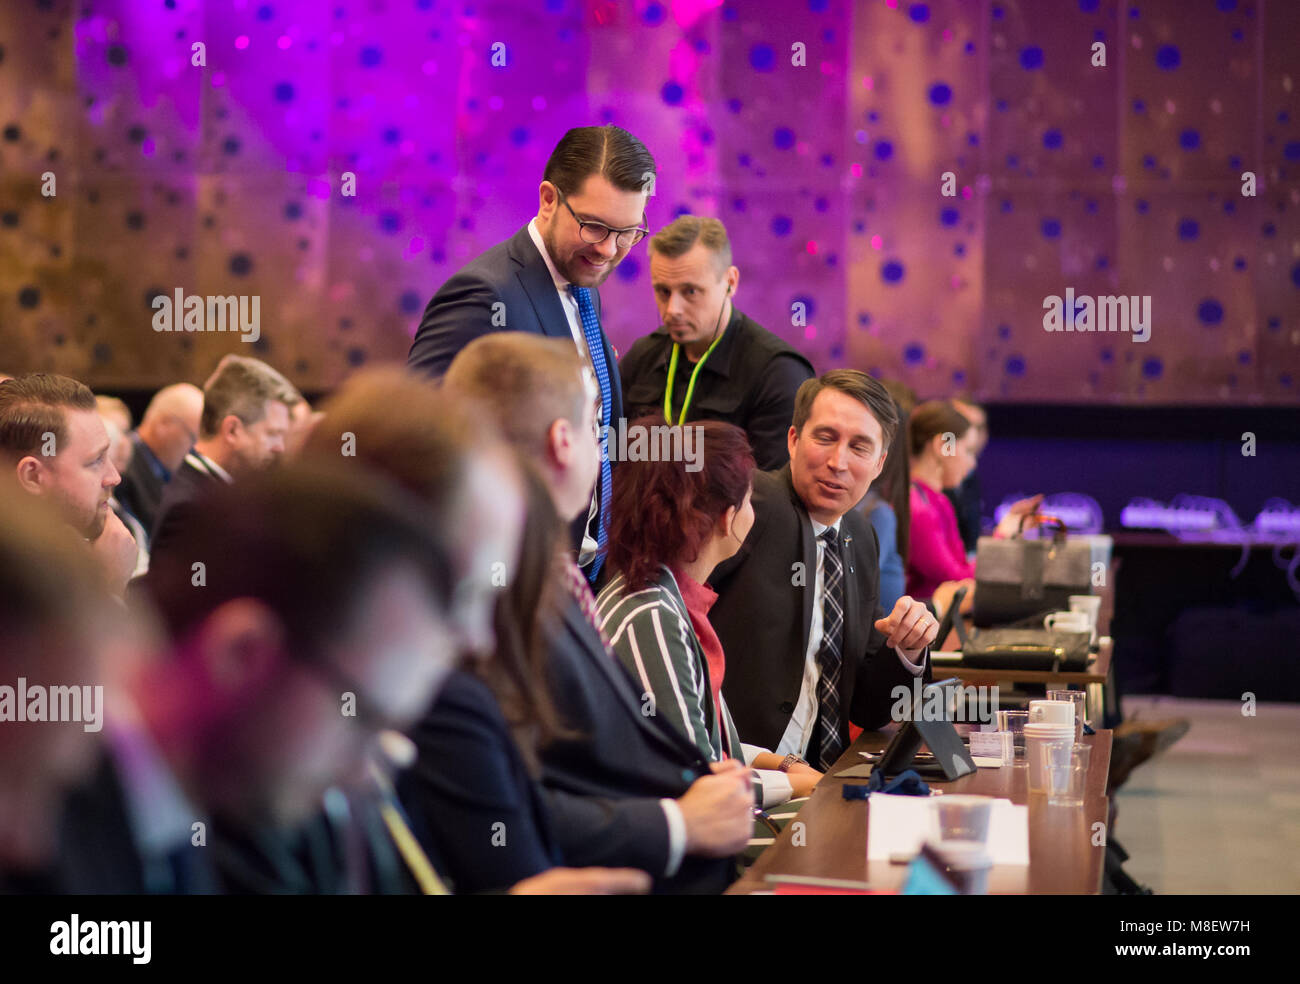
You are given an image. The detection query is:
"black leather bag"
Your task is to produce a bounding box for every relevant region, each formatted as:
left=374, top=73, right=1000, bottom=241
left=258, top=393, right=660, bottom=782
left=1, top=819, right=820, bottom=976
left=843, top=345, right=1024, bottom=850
left=961, top=626, right=1093, bottom=671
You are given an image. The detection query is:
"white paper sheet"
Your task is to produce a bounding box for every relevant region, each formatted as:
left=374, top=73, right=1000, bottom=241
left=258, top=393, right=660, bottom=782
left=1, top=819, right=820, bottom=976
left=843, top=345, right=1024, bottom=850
left=866, top=795, right=1029, bottom=866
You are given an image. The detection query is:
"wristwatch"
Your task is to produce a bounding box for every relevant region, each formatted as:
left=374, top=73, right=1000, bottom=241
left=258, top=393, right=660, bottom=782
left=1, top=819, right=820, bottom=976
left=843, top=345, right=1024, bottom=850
left=778, top=753, right=804, bottom=773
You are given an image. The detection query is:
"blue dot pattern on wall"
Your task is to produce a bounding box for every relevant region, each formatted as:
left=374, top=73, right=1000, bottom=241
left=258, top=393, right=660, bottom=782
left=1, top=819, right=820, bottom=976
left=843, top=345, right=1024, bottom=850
left=0, top=1, right=1292, bottom=403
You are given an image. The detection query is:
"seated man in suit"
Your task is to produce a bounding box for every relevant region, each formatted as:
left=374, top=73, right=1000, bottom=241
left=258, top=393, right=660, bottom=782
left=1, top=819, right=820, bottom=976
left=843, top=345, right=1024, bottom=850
left=444, top=333, right=754, bottom=894
left=0, top=373, right=138, bottom=597
left=709, top=370, right=940, bottom=772
left=53, top=462, right=460, bottom=893
left=619, top=215, right=815, bottom=470
left=409, top=124, right=656, bottom=581
left=149, top=355, right=298, bottom=565
left=115, top=382, right=203, bottom=535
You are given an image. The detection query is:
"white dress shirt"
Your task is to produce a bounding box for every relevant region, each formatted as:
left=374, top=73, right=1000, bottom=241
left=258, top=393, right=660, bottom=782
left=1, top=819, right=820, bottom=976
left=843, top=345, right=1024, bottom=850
left=526, top=218, right=592, bottom=360
left=185, top=450, right=234, bottom=484
left=526, top=217, right=602, bottom=567
left=775, top=517, right=927, bottom=759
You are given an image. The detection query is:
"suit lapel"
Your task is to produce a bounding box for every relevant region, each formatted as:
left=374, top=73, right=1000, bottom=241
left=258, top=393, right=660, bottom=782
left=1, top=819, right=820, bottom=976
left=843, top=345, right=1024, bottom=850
left=508, top=225, right=574, bottom=341
left=560, top=600, right=645, bottom=722
left=844, top=527, right=865, bottom=658
left=560, top=599, right=702, bottom=764
left=778, top=465, right=818, bottom=651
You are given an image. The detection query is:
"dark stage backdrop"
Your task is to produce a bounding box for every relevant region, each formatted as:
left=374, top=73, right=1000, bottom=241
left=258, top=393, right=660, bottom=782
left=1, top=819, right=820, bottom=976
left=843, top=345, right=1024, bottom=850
left=1, top=0, right=1297, bottom=402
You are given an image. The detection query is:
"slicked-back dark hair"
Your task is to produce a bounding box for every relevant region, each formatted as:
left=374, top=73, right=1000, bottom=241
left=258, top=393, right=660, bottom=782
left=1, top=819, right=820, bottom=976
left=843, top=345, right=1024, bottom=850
left=543, top=125, right=656, bottom=198
left=0, top=373, right=97, bottom=461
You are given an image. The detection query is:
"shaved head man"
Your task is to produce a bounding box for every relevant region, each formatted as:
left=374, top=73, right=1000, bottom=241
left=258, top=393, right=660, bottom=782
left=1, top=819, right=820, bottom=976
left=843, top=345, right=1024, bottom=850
left=115, top=382, right=204, bottom=534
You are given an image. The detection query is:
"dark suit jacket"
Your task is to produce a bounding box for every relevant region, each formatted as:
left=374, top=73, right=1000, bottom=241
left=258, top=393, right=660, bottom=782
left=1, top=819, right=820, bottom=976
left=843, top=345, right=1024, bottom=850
left=538, top=596, right=736, bottom=894
left=708, top=465, right=931, bottom=752
left=619, top=307, right=815, bottom=470
left=946, top=469, right=984, bottom=555
left=115, top=434, right=168, bottom=534
left=148, top=454, right=226, bottom=566
left=407, top=224, right=623, bottom=554
left=49, top=749, right=221, bottom=894
left=52, top=748, right=415, bottom=895
left=407, top=224, right=623, bottom=416
left=397, top=669, right=562, bottom=894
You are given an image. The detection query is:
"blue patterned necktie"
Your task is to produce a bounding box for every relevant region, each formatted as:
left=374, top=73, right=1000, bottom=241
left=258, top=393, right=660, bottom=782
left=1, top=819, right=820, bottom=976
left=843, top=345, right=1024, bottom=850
left=569, top=285, right=613, bottom=583
left=815, top=527, right=845, bottom=771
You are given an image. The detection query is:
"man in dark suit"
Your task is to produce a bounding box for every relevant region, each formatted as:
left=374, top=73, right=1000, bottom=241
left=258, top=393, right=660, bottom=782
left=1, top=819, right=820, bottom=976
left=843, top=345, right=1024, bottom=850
left=115, top=383, right=203, bottom=535
left=709, top=370, right=940, bottom=771
left=408, top=124, right=655, bottom=582
left=620, top=215, right=815, bottom=470
left=149, top=356, right=298, bottom=565
left=444, top=333, right=753, bottom=893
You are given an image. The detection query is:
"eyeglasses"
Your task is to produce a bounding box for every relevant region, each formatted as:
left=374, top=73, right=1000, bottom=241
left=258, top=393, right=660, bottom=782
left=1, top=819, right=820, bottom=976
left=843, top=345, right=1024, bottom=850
left=558, top=191, right=648, bottom=249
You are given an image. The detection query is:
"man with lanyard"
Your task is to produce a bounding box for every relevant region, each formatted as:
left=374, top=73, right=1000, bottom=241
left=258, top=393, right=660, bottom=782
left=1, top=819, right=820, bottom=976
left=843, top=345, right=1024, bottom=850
left=619, top=215, right=814, bottom=470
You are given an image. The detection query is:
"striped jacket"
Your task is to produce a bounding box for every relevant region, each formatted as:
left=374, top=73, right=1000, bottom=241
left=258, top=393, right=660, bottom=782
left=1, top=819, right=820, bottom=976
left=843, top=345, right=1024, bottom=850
left=595, top=566, right=789, bottom=808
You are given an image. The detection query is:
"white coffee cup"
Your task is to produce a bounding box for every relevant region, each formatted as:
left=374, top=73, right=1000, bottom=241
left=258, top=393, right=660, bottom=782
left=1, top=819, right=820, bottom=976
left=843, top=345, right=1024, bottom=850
left=1069, top=594, right=1101, bottom=643
left=1044, top=610, right=1091, bottom=634
left=1028, top=699, right=1076, bottom=726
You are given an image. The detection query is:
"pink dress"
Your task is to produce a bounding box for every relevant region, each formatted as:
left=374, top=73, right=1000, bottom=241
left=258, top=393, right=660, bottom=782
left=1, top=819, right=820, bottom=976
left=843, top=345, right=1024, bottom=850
left=906, top=478, right=976, bottom=599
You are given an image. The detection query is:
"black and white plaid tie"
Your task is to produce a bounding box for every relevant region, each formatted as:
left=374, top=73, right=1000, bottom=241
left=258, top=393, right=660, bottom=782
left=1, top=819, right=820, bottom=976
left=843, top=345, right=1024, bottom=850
left=815, top=527, right=845, bottom=771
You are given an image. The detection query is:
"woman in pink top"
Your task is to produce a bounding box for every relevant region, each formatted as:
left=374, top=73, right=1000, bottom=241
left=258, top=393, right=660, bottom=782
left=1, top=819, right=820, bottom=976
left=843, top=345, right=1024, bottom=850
left=906, top=400, right=1042, bottom=600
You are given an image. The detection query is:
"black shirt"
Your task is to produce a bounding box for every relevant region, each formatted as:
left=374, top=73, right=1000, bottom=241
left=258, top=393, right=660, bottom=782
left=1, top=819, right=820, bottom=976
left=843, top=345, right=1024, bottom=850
left=618, top=307, right=815, bottom=470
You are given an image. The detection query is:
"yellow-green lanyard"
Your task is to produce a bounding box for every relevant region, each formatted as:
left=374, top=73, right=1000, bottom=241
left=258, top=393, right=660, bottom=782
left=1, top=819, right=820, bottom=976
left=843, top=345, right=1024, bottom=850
left=663, top=335, right=723, bottom=426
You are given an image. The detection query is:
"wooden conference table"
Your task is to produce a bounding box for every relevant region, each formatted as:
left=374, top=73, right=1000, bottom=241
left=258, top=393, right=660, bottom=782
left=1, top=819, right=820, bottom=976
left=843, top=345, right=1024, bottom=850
left=727, top=728, right=1112, bottom=895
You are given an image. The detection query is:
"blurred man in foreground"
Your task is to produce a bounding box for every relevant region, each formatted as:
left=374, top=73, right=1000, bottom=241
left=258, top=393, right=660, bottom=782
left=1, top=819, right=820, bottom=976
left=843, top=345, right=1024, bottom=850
left=0, top=487, right=120, bottom=891
left=52, top=463, right=458, bottom=892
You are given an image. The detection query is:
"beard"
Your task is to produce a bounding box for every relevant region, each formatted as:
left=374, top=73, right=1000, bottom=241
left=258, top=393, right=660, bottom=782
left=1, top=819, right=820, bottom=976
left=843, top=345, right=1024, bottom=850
left=541, top=220, right=619, bottom=288
left=49, top=486, right=106, bottom=539
left=84, top=505, right=108, bottom=540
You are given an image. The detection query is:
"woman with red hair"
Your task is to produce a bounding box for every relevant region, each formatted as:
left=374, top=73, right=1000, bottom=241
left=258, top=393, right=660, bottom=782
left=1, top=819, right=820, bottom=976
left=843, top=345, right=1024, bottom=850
left=595, top=418, right=822, bottom=807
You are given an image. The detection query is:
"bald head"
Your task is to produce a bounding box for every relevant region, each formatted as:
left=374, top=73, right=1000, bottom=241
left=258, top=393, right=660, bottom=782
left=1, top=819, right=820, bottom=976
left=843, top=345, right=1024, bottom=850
left=138, top=383, right=203, bottom=472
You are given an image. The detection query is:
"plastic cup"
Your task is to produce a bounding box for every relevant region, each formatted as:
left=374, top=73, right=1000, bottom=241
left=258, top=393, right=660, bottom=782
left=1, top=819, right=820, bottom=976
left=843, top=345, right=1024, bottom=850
left=932, top=839, right=992, bottom=895
left=1024, top=723, right=1075, bottom=792
left=997, top=710, right=1029, bottom=764
left=1040, top=740, right=1091, bottom=807
left=933, top=795, right=994, bottom=844
left=1047, top=689, right=1087, bottom=743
